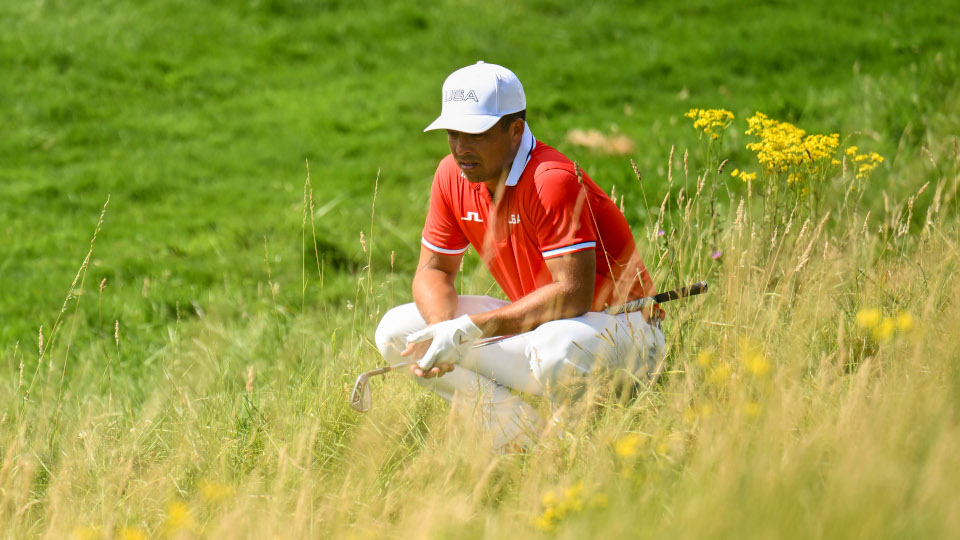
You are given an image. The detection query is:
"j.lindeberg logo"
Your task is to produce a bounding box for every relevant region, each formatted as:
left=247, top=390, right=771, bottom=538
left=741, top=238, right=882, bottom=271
left=461, top=212, right=483, bottom=222
left=445, top=89, right=479, bottom=102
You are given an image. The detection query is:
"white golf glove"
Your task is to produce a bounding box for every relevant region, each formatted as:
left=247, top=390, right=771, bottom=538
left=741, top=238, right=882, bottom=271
left=406, top=315, right=483, bottom=371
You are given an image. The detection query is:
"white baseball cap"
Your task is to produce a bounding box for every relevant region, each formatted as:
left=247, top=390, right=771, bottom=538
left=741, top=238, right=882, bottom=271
left=424, top=61, right=526, bottom=134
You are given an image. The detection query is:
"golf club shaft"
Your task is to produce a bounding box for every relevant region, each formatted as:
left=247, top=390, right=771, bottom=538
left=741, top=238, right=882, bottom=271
left=363, top=359, right=416, bottom=377
left=652, top=281, right=708, bottom=303
left=605, top=281, right=708, bottom=315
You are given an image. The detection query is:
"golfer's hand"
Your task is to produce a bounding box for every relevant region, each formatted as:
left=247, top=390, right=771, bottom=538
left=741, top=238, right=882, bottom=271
left=405, top=315, right=483, bottom=372
left=400, top=339, right=455, bottom=379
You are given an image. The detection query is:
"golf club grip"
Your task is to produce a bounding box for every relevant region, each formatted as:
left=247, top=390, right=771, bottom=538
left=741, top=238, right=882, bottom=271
left=605, top=281, right=708, bottom=314
left=652, top=281, right=708, bottom=303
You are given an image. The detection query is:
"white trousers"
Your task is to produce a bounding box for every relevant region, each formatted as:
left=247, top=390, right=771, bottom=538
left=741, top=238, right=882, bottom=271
left=374, top=295, right=665, bottom=450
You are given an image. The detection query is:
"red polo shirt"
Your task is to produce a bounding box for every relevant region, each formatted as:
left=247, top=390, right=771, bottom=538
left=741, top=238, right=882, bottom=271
left=422, top=142, right=655, bottom=311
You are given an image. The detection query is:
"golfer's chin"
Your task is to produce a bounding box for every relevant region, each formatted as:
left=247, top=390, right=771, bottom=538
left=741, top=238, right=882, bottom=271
left=458, top=166, right=490, bottom=183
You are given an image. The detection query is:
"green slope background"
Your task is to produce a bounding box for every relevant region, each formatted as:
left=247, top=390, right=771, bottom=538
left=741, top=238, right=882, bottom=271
left=3, top=0, right=957, bottom=349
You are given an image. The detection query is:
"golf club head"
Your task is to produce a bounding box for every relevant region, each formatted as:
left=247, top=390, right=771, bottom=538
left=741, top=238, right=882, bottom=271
left=349, top=374, right=372, bottom=412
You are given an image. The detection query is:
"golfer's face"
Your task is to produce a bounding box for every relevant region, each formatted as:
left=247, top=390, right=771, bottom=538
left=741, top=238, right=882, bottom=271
left=446, top=124, right=517, bottom=183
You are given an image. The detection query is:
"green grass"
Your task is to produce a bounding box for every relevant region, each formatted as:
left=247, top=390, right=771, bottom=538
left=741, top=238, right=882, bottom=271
left=2, top=0, right=960, bottom=537
left=3, top=0, right=959, bottom=347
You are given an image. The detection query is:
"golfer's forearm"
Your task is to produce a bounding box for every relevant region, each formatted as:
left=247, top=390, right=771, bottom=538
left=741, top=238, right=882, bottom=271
left=412, top=269, right=458, bottom=325
left=470, top=281, right=590, bottom=336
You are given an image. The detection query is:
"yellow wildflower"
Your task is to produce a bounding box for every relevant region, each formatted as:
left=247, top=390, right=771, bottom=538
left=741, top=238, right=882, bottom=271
left=745, top=112, right=839, bottom=176
left=564, top=483, right=585, bottom=502
left=739, top=171, right=756, bottom=182
left=872, top=317, right=896, bottom=343
left=536, top=482, right=588, bottom=531
left=696, top=350, right=713, bottom=367
left=846, top=148, right=884, bottom=180
left=740, top=337, right=770, bottom=377
left=743, top=401, right=761, bottom=418
left=686, top=108, right=735, bottom=137
left=708, top=363, right=731, bottom=384
left=163, top=501, right=196, bottom=535
left=535, top=509, right=556, bottom=531
left=896, top=312, right=916, bottom=333
left=731, top=168, right=740, bottom=178
left=856, top=308, right=882, bottom=328
left=614, top=433, right=646, bottom=457
left=118, top=528, right=148, bottom=540
left=745, top=354, right=770, bottom=377
left=857, top=163, right=877, bottom=179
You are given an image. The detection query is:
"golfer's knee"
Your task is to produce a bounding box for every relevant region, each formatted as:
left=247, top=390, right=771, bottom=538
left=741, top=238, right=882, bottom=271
left=374, top=303, right=420, bottom=362
left=526, top=338, right=593, bottom=402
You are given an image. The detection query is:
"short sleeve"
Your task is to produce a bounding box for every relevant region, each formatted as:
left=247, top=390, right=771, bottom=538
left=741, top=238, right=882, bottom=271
left=421, top=169, right=469, bottom=255
left=534, top=169, right=597, bottom=259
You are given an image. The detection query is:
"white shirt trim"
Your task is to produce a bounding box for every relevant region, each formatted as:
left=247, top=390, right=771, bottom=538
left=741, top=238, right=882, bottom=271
left=422, top=237, right=468, bottom=255
left=505, top=122, right=536, bottom=187
left=541, top=241, right=596, bottom=259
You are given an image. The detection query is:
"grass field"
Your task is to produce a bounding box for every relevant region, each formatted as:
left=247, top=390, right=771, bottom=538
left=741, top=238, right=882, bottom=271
left=2, top=0, right=960, bottom=537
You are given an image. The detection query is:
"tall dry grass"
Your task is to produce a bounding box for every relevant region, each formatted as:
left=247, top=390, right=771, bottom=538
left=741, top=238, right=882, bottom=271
left=1, top=112, right=958, bottom=539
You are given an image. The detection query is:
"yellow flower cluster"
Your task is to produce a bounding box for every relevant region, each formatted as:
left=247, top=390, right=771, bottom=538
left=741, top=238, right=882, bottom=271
left=845, top=146, right=885, bottom=179
left=855, top=308, right=915, bottom=343
left=739, top=337, right=771, bottom=377
left=685, top=108, right=735, bottom=139
left=614, top=432, right=647, bottom=457
left=742, top=401, right=762, bottom=419
left=694, top=341, right=770, bottom=386
left=730, top=168, right=757, bottom=182
left=697, top=349, right=731, bottom=385
left=534, top=482, right=607, bottom=531
left=745, top=112, right=839, bottom=175
left=163, top=500, right=197, bottom=535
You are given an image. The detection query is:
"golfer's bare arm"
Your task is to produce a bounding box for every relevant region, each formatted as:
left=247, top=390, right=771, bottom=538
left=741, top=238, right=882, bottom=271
left=470, top=250, right=594, bottom=336
left=411, top=244, right=595, bottom=336
left=411, top=246, right=461, bottom=326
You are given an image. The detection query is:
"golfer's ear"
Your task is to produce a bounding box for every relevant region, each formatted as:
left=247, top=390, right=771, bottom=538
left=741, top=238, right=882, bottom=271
left=510, top=118, right=524, bottom=143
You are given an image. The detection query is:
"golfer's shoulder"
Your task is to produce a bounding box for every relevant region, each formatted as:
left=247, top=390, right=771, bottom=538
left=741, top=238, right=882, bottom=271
left=528, top=143, right=580, bottom=192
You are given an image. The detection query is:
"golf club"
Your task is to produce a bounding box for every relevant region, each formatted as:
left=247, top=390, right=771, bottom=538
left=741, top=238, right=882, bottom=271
left=349, top=335, right=516, bottom=413
left=349, top=359, right=417, bottom=412
left=605, top=281, right=708, bottom=315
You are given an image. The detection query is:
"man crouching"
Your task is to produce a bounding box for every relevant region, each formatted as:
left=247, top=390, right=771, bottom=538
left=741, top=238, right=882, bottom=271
left=375, top=62, right=664, bottom=451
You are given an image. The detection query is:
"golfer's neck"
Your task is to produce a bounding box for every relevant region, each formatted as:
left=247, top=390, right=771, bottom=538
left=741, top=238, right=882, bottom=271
left=484, top=164, right=512, bottom=202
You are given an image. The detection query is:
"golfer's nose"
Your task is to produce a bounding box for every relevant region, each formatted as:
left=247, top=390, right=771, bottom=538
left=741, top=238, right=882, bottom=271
left=450, top=133, right=473, bottom=155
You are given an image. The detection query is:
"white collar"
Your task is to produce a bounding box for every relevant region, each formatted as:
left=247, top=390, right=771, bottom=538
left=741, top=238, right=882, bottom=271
left=505, top=122, right=536, bottom=187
